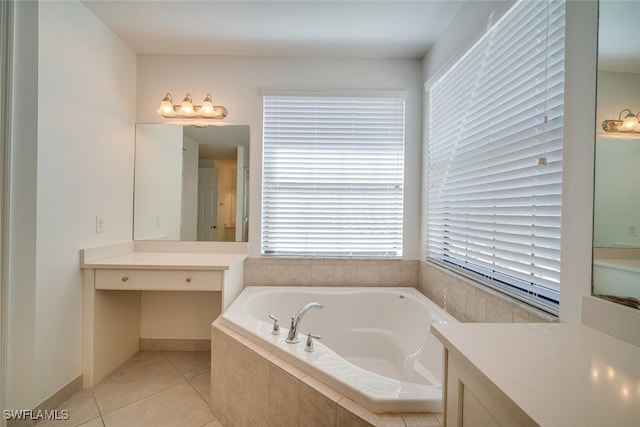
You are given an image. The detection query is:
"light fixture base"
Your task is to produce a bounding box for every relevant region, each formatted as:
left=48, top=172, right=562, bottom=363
left=602, top=119, right=640, bottom=134
left=159, top=105, right=227, bottom=119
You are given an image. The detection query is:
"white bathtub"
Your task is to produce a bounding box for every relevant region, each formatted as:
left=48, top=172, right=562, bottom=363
left=220, top=286, right=458, bottom=413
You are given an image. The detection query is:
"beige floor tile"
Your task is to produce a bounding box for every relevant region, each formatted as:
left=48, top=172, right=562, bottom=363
left=37, top=389, right=100, bottom=427
left=188, top=371, right=211, bottom=405
left=77, top=417, right=105, bottom=427
left=163, top=351, right=211, bottom=379
left=92, top=351, right=184, bottom=414
left=101, top=381, right=214, bottom=427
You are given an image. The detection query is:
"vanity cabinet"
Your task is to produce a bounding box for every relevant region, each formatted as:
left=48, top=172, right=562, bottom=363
left=94, top=269, right=223, bottom=291
left=432, top=323, right=640, bottom=427
left=80, top=244, right=246, bottom=388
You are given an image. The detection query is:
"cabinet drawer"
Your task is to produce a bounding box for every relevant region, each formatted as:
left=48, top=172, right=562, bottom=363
left=95, top=269, right=222, bottom=291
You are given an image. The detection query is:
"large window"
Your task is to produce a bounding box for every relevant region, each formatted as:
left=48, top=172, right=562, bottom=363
left=262, top=95, right=405, bottom=257
left=425, top=0, right=565, bottom=312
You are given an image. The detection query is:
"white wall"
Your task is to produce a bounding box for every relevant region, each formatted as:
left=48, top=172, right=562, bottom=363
left=137, top=55, right=423, bottom=259
left=134, top=124, right=183, bottom=240
left=7, top=0, right=39, bottom=411
left=421, top=1, right=598, bottom=322
left=7, top=0, right=136, bottom=409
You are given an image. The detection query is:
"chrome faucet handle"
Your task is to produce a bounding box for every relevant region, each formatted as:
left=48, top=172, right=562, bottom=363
left=304, top=334, right=321, bottom=352
left=268, top=314, right=280, bottom=335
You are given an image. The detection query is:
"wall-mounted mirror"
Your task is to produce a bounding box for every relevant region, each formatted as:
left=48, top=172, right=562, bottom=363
left=593, top=0, right=640, bottom=309
left=134, top=124, right=250, bottom=242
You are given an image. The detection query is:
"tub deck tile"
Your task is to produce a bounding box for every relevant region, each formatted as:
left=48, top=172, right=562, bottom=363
left=338, top=397, right=378, bottom=426
left=300, top=373, right=343, bottom=403
left=337, top=405, right=374, bottom=427
left=403, top=414, right=441, bottom=427
left=376, top=415, right=406, bottom=427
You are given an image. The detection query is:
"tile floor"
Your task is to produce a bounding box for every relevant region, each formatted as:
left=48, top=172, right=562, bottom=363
left=39, top=351, right=220, bottom=427
left=41, top=350, right=443, bottom=427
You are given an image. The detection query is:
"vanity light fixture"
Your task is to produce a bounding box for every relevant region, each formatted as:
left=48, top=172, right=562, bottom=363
left=156, top=92, right=228, bottom=119
left=602, top=109, right=640, bottom=133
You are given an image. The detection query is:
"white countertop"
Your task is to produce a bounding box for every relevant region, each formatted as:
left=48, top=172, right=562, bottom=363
left=431, top=323, right=640, bottom=427
left=81, top=251, right=247, bottom=270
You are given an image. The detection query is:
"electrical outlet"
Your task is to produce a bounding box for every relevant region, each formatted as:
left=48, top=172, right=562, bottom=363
left=96, top=216, right=105, bottom=233
left=628, top=224, right=638, bottom=237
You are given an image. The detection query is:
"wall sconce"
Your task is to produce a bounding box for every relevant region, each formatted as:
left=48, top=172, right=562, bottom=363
left=156, top=93, right=228, bottom=119
left=602, top=109, right=640, bottom=133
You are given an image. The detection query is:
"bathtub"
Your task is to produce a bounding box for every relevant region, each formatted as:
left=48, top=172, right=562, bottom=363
left=220, top=286, right=458, bottom=413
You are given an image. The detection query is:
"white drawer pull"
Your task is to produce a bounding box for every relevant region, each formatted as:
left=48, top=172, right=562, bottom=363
left=186, top=277, right=192, bottom=283
left=121, top=276, right=129, bottom=282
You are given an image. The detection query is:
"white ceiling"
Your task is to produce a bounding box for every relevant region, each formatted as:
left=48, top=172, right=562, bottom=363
left=82, top=0, right=464, bottom=58
left=184, top=125, right=250, bottom=160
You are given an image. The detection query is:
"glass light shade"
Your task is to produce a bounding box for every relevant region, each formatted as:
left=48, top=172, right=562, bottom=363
left=178, top=94, right=196, bottom=117
left=621, top=114, right=639, bottom=130
left=200, top=94, right=215, bottom=116
left=157, top=100, right=176, bottom=116
left=156, top=93, right=177, bottom=117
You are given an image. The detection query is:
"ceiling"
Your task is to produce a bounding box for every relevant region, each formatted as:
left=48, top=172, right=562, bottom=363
left=183, top=125, right=250, bottom=160
left=82, top=0, right=464, bottom=58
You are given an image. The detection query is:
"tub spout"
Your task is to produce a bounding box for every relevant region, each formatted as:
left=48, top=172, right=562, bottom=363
left=286, top=302, right=322, bottom=344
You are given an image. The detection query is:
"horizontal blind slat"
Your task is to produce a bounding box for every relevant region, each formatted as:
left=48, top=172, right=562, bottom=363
left=425, top=0, right=565, bottom=312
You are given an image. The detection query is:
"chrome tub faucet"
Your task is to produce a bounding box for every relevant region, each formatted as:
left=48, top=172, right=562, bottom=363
left=286, top=302, right=323, bottom=344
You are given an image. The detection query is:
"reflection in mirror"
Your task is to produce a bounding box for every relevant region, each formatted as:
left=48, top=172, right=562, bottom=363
left=593, top=1, right=640, bottom=309
left=134, top=124, right=250, bottom=242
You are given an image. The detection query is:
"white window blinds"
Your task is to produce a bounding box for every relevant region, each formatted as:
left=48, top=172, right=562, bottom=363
left=425, top=0, right=565, bottom=311
left=262, top=95, right=405, bottom=257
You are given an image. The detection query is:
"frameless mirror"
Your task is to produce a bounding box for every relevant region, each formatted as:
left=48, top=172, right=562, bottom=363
left=134, top=124, right=250, bottom=242
left=592, top=0, right=640, bottom=309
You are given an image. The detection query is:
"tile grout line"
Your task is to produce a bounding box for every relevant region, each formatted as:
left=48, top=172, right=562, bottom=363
left=93, top=352, right=188, bottom=419
left=90, top=390, right=106, bottom=427
left=160, top=351, right=217, bottom=420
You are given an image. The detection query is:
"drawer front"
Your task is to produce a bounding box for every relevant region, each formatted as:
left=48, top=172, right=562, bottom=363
left=95, top=269, right=222, bottom=291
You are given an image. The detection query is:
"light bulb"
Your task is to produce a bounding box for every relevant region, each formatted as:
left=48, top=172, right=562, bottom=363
left=178, top=93, right=195, bottom=116
left=621, top=114, right=638, bottom=130
left=200, top=94, right=215, bottom=116
left=156, top=93, right=176, bottom=117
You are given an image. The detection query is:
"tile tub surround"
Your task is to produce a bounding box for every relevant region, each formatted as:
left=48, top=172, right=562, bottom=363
left=243, top=257, right=555, bottom=323
left=243, top=258, right=419, bottom=287
left=418, top=261, right=556, bottom=323
left=210, top=319, right=443, bottom=427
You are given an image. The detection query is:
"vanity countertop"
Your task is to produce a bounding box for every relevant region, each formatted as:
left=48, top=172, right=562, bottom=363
left=431, top=322, right=640, bottom=427
left=81, top=251, right=247, bottom=271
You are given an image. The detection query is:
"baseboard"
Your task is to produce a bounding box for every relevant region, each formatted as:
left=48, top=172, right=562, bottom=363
left=6, top=375, right=82, bottom=427
left=139, top=338, right=210, bottom=351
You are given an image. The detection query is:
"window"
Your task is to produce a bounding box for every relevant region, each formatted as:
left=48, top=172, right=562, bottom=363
left=262, top=95, right=405, bottom=257
left=425, top=0, right=565, bottom=312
